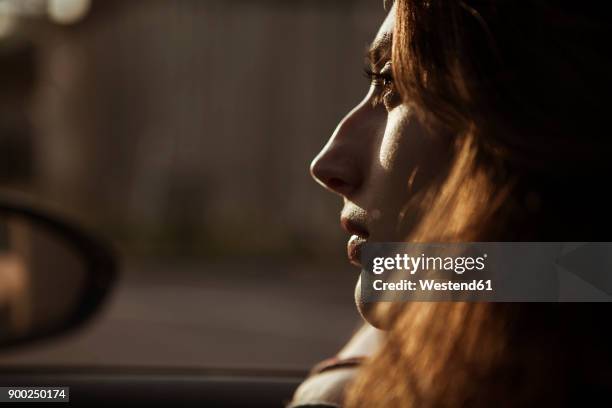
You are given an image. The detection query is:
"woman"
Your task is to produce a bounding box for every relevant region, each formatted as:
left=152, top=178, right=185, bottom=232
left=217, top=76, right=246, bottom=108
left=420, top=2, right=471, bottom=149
left=296, top=0, right=612, bottom=406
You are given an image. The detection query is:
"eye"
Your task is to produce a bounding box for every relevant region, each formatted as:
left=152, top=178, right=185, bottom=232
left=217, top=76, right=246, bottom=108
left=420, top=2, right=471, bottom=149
left=363, top=67, right=393, bottom=87
left=363, top=64, right=398, bottom=110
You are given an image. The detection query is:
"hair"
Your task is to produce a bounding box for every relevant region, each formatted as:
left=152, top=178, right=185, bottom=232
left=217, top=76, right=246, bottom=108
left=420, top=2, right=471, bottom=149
left=346, top=1, right=612, bottom=407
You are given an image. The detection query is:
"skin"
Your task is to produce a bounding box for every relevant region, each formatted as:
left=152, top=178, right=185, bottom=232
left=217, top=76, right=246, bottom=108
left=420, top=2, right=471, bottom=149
left=310, top=7, right=450, bottom=326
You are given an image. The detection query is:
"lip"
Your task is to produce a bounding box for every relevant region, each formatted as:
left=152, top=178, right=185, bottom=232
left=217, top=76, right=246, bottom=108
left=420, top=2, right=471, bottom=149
left=347, top=235, right=367, bottom=267
left=341, top=217, right=369, bottom=267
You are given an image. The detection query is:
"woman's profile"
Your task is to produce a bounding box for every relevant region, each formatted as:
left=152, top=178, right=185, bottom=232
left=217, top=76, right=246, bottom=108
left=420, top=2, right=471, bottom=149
left=293, top=0, right=612, bottom=406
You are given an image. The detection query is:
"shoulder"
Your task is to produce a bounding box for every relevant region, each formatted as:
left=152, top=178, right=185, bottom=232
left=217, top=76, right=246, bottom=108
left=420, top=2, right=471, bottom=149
left=288, top=325, right=384, bottom=408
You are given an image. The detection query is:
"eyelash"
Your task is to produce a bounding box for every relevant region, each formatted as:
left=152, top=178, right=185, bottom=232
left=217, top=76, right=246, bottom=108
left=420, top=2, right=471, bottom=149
left=363, top=67, right=393, bottom=87
left=363, top=67, right=396, bottom=109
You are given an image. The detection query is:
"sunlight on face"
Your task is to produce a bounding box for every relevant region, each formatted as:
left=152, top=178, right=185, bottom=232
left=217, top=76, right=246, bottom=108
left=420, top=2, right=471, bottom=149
left=310, top=6, right=452, bottom=327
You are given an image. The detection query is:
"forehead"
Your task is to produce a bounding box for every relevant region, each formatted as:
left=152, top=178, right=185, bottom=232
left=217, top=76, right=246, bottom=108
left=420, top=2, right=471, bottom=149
left=369, top=7, right=395, bottom=68
left=375, top=5, right=395, bottom=42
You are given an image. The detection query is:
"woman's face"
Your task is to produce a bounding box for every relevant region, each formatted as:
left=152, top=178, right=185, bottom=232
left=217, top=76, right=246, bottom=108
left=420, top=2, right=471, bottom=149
left=310, top=8, right=450, bottom=325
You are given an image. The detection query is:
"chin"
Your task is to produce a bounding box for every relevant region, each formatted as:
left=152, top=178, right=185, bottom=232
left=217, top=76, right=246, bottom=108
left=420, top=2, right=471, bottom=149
left=354, top=276, right=389, bottom=330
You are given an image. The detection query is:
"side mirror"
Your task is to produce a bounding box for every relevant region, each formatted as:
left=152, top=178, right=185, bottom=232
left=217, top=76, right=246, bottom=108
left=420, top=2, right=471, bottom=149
left=0, top=195, right=116, bottom=348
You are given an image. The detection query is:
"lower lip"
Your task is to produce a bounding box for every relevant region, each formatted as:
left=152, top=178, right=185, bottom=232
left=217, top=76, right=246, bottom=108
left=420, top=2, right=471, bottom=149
left=347, top=235, right=367, bottom=267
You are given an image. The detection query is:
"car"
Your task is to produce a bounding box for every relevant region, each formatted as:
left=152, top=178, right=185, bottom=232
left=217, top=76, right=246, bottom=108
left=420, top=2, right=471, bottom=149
left=0, top=194, right=306, bottom=406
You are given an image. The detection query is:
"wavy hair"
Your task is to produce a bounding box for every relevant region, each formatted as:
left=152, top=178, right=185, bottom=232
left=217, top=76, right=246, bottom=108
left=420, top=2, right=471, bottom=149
left=347, top=1, right=612, bottom=406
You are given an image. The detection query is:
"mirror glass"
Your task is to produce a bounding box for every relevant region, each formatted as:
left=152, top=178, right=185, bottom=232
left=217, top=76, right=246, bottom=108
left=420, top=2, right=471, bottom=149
left=0, top=212, right=89, bottom=345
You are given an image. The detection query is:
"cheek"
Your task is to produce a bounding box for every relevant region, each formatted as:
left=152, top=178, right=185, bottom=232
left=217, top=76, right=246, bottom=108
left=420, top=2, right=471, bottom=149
left=381, top=108, right=449, bottom=189
left=376, top=107, right=437, bottom=191
left=377, top=107, right=410, bottom=172
left=367, top=109, right=448, bottom=238
left=372, top=109, right=426, bottom=208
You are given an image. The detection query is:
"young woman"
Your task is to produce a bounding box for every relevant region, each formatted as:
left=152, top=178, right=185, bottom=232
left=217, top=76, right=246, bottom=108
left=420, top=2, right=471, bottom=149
left=296, top=0, right=612, bottom=406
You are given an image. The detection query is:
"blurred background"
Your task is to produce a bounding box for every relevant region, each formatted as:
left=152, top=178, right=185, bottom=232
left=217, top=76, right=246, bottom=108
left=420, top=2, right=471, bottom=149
left=0, top=0, right=384, bottom=370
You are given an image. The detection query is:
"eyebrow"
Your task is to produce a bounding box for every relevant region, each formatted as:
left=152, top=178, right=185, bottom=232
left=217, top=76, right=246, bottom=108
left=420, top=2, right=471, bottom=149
left=383, top=0, right=395, bottom=12
left=367, top=32, right=393, bottom=70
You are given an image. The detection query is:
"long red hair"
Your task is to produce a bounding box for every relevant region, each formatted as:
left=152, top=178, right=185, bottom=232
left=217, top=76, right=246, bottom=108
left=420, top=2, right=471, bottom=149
left=347, top=1, right=612, bottom=406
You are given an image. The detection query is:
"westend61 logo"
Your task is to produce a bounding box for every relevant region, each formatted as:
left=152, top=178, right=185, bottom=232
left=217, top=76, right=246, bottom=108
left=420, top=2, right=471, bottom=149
left=372, top=253, right=488, bottom=275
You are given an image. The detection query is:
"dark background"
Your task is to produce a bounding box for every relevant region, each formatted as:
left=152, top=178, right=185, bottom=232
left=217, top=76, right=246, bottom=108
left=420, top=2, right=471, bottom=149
left=0, top=0, right=384, bottom=370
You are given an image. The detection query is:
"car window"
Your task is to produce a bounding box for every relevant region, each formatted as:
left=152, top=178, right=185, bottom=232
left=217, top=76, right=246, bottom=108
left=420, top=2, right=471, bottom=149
left=0, top=0, right=383, bottom=370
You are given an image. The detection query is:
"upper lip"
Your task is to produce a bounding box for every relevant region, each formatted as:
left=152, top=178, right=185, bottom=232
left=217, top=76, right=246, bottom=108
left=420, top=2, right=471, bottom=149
left=341, top=217, right=370, bottom=238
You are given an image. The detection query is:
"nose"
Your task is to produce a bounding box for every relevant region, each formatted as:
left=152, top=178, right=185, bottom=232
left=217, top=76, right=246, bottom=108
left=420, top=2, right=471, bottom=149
left=310, top=150, right=359, bottom=197
left=310, top=105, right=371, bottom=197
